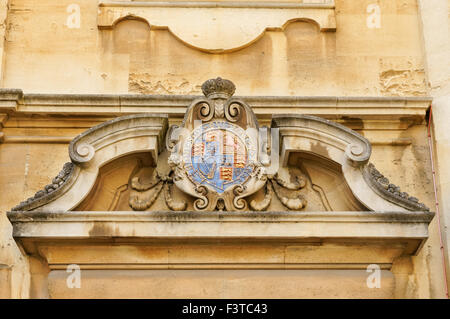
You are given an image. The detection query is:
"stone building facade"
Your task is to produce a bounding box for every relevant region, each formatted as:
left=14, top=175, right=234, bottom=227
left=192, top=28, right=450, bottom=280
left=0, top=0, right=449, bottom=298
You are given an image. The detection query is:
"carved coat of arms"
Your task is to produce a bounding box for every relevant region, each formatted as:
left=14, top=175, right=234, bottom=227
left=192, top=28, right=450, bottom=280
left=167, top=78, right=267, bottom=211
left=128, top=77, right=308, bottom=212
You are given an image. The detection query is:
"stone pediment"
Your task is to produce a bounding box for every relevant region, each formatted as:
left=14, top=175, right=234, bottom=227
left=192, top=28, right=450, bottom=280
left=11, top=78, right=428, bottom=213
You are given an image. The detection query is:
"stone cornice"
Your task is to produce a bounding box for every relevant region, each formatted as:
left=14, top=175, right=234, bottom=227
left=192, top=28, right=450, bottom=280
left=8, top=210, right=434, bottom=256
left=0, top=89, right=432, bottom=122
left=8, top=210, right=434, bottom=224
left=100, top=1, right=336, bottom=9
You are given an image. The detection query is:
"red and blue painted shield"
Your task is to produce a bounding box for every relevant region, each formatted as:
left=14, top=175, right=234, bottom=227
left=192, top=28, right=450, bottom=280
left=183, top=121, right=255, bottom=193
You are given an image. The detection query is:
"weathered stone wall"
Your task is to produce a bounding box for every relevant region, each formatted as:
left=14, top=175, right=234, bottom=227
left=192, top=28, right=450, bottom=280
left=0, top=0, right=427, bottom=96
left=418, top=0, right=450, bottom=295
left=0, top=0, right=448, bottom=298
left=0, top=0, right=29, bottom=299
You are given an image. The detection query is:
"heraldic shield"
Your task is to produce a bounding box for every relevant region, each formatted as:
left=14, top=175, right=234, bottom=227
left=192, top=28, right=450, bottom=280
left=167, top=77, right=269, bottom=211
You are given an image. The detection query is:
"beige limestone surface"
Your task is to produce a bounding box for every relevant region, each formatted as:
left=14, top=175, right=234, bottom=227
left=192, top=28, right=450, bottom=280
left=0, top=0, right=427, bottom=97
left=48, top=269, right=394, bottom=299
left=8, top=210, right=431, bottom=298
left=418, top=0, right=450, bottom=294
left=0, top=0, right=448, bottom=298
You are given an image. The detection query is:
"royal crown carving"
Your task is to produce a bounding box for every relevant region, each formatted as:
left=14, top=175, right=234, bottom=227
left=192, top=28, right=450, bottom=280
left=201, top=77, right=236, bottom=99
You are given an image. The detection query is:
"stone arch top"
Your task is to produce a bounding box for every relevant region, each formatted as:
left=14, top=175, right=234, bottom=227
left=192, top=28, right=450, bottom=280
left=11, top=113, right=168, bottom=212
left=272, top=114, right=429, bottom=212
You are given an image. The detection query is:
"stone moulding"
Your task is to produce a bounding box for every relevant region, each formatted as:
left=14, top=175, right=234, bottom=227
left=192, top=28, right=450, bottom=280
left=0, top=89, right=431, bottom=124
left=11, top=113, right=168, bottom=212
left=98, top=0, right=336, bottom=52
left=363, top=163, right=429, bottom=211
left=11, top=162, right=78, bottom=212
left=69, top=113, right=168, bottom=165
left=272, top=114, right=428, bottom=212
left=7, top=210, right=434, bottom=298
left=7, top=210, right=434, bottom=256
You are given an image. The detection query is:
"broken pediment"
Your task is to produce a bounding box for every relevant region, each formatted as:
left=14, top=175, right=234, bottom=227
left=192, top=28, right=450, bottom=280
left=11, top=78, right=429, bottom=213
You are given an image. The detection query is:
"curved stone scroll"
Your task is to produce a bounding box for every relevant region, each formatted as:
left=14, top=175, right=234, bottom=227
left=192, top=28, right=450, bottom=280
left=98, top=0, right=336, bottom=52
left=272, top=114, right=429, bottom=212
left=11, top=114, right=168, bottom=212
left=272, top=114, right=372, bottom=168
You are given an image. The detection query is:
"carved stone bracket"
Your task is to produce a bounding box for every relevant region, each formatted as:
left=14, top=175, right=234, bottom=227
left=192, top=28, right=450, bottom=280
left=0, top=113, right=8, bottom=143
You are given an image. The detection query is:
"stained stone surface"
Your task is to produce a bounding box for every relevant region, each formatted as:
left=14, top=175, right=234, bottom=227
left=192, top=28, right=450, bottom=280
left=0, top=0, right=448, bottom=299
